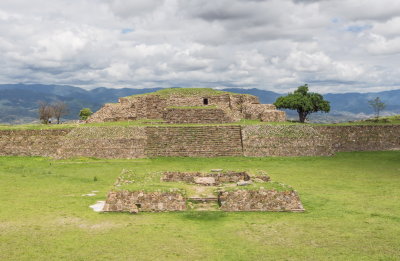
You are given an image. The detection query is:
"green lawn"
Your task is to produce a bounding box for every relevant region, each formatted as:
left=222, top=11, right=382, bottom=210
left=0, top=152, right=399, bottom=260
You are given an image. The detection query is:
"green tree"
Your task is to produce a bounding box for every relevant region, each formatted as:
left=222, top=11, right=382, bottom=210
left=274, top=84, right=330, bottom=123
left=368, top=97, right=386, bottom=119
left=79, top=108, right=93, bottom=120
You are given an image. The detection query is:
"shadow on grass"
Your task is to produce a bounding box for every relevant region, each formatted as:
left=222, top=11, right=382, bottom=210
left=180, top=211, right=228, bottom=221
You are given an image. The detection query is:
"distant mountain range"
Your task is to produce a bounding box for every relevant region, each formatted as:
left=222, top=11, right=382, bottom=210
left=0, top=84, right=399, bottom=124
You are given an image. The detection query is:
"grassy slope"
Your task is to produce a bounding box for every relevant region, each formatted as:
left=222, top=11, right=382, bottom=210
left=0, top=152, right=399, bottom=260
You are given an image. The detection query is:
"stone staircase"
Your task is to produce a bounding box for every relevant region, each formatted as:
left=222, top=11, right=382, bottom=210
left=145, top=126, right=243, bottom=157
left=186, top=185, right=220, bottom=211
left=187, top=197, right=220, bottom=211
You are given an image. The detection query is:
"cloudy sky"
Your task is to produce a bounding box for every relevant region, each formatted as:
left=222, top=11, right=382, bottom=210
left=1, top=0, right=400, bottom=93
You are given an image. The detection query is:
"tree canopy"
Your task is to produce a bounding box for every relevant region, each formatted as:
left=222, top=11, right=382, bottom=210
left=274, top=84, right=330, bottom=123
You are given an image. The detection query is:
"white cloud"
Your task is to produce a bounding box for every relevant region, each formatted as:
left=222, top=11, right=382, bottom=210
left=0, top=0, right=399, bottom=93
left=365, top=34, right=400, bottom=55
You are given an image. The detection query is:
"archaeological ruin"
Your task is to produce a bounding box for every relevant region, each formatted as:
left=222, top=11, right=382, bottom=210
left=0, top=88, right=399, bottom=159
left=101, top=170, right=305, bottom=213
left=86, top=88, right=286, bottom=123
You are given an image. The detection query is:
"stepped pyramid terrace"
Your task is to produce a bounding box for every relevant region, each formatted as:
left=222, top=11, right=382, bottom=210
left=87, top=88, right=286, bottom=124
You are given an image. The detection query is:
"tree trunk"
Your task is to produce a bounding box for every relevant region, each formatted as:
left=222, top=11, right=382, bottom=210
left=298, top=110, right=307, bottom=123
left=57, top=117, right=60, bottom=124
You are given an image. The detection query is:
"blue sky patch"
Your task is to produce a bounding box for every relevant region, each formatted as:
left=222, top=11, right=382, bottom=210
left=121, top=28, right=134, bottom=34
left=346, top=25, right=372, bottom=33
left=331, top=17, right=340, bottom=23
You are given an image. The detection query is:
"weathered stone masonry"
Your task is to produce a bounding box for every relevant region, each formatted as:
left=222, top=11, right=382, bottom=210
left=57, top=126, right=147, bottom=159
left=219, top=190, right=304, bottom=212
left=241, top=125, right=400, bottom=156
left=145, top=126, right=243, bottom=157
left=0, top=125, right=399, bottom=158
left=163, top=108, right=234, bottom=124
left=0, top=129, right=71, bottom=157
left=87, top=90, right=286, bottom=124
left=103, top=191, right=186, bottom=213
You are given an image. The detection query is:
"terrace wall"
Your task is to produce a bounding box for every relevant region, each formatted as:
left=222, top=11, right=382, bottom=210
left=163, top=108, right=234, bottom=124
left=242, top=125, right=335, bottom=156
left=57, top=126, right=147, bottom=159
left=321, top=125, right=400, bottom=152
left=241, top=125, right=400, bottom=157
left=0, top=129, right=71, bottom=157
left=0, top=124, right=399, bottom=158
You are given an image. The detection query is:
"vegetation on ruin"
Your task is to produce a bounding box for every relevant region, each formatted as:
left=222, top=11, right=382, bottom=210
left=0, top=151, right=399, bottom=260
left=79, top=108, right=93, bottom=120
left=124, top=87, right=253, bottom=98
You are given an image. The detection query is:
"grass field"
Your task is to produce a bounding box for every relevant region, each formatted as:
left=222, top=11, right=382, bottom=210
left=0, top=152, right=399, bottom=260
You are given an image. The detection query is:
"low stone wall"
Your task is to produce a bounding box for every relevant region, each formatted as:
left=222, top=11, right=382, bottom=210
left=145, top=126, right=243, bottom=157
left=219, top=189, right=304, bottom=212
left=103, top=191, right=186, bottom=213
left=163, top=107, right=234, bottom=124
left=0, top=129, right=71, bottom=157
left=162, top=171, right=251, bottom=184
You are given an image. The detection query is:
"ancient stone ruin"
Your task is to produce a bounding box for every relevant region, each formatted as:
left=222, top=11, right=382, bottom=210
left=87, top=88, right=286, bottom=123
left=102, top=170, right=304, bottom=213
